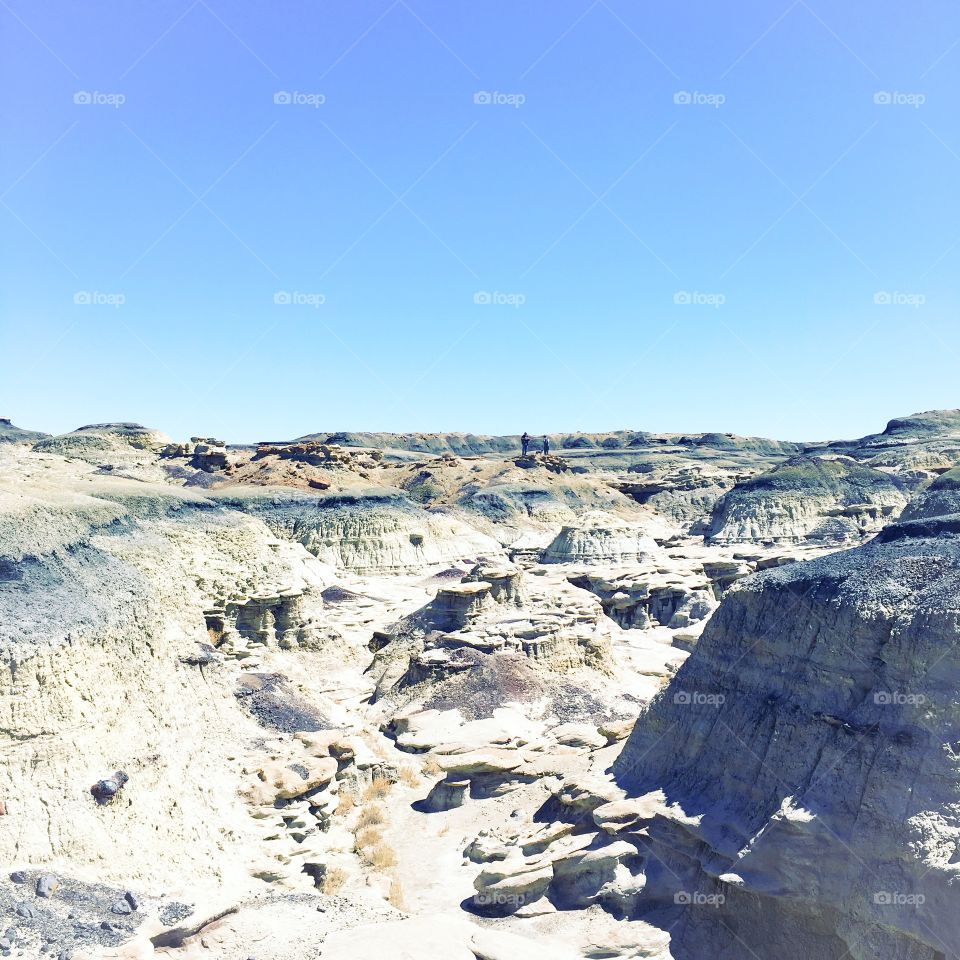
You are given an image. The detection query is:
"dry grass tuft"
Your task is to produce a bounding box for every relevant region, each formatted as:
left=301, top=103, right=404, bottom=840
left=362, top=776, right=394, bottom=801
left=354, top=825, right=398, bottom=869
left=397, top=764, right=421, bottom=788
left=354, top=826, right=384, bottom=849
left=388, top=876, right=408, bottom=911
left=319, top=866, right=347, bottom=894
left=366, top=840, right=397, bottom=869
left=357, top=804, right=386, bottom=828
left=422, top=755, right=443, bottom=778
left=349, top=780, right=400, bottom=872
left=335, top=792, right=356, bottom=816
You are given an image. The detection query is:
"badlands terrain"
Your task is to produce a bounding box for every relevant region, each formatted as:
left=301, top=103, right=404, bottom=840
left=0, top=411, right=959, bottom=959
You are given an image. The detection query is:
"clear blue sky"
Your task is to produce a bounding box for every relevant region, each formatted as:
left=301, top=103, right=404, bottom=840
left=1, top=0, right=958, bottom=443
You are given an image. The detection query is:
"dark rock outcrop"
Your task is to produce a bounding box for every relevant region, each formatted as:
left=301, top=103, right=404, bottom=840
left=902, top=464, right=960, bottom=522
left=90, top=772, right=129, bottom=805
left=610, top=516, right=960, bottom=959
left=0, top=417, right=48, bottom=444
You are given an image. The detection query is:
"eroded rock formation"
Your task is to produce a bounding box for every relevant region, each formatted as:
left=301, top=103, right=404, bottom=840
left=708, top=455, right=908, bottom=544
left=2, top=411, right=959, bottom=959
left=216, top=488, right=503, bottom=574
left=607, top=515, right=960, bottom=959
left=542, top=512, right=663, bottom=564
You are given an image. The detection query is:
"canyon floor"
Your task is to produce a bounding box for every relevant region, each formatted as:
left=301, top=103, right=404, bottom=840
left=1, top=412, right=959, bottom=959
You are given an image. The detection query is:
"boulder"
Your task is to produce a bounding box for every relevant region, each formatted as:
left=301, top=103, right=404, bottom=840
left=248, top=757, right=338, bottom=803
left=423, top=777, right=470, bottom=812
left=550, top=722, right=607, bottom=750
left=472, top=854, right=553, bottom=915
left=436, top=749, right=525, bottom=778
left=591, top=793, right=666, bottom=833
left=90, top=771, right=128, bottom=805
left=597, top=717, right=635, bottom=743
left=36, top=874, right=59, bottom=898
left=465, top=830, right=510, bottom=863
left=550, top=840, right=641, bottom=909
left=555, top=775, right=624, bottom=815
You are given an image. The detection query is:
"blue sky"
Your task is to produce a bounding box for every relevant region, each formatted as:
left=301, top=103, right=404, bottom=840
left=1, top=0, right=958, bottom=443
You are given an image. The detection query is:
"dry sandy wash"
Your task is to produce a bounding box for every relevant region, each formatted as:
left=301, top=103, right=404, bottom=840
left=1, top=412, right=959, bottom=960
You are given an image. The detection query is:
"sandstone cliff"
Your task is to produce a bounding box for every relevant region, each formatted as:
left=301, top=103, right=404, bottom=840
left=214, top=487, right=502, bottom=574
left=0, top=470, right=332, bottom=895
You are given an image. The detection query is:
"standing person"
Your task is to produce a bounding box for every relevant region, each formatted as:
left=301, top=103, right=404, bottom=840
left=542, top=435, right=550, bottom=455
left=521, top=432, right=530, bottom=456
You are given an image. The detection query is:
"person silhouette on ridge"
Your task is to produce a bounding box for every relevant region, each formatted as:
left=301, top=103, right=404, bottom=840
left=521, top=432, right=531, bottom=456
left=542, top=436, right=550, bottom=455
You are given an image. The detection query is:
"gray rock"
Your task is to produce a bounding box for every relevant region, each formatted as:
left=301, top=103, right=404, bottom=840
left=422, top=777, right=470, bottom=812
left=158, top=902, right=193, bottom=926
left=35, top=875, right=59, bottom=898
left=90, top=771, right=128, bottom=805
